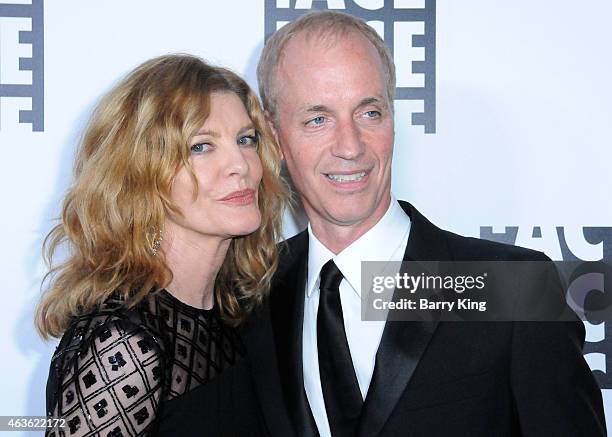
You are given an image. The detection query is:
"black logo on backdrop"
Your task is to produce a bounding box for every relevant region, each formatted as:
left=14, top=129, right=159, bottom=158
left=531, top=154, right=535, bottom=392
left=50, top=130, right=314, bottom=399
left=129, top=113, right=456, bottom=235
left=264, top=0, right=436, bottom=133
left=0, top=0, right=44, bottom=131
left=481, top=226, right=612, bottom=388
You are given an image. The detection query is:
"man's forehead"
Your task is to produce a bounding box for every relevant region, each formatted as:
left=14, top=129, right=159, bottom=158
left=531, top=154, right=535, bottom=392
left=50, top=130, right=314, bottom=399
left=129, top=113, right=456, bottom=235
left=278, top=29, right=377, bottom=69
left=275, top=36, right=386, bottom=106
left=280, top=40, right=380, bottom=88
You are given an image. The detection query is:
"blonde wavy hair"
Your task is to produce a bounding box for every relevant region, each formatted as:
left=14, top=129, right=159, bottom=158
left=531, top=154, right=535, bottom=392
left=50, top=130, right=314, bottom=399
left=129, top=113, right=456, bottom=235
left=36, top=54, right=288, bottom=339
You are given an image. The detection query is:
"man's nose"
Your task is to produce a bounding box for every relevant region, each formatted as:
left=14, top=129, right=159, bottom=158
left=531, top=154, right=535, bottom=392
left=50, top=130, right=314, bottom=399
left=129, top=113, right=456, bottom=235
left=332, top=118, right=365, bottom=160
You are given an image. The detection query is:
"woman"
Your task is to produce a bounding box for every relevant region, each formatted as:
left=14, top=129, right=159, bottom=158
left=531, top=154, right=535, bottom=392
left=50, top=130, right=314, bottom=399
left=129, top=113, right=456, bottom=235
left=36, top=54, right=287, bottom=436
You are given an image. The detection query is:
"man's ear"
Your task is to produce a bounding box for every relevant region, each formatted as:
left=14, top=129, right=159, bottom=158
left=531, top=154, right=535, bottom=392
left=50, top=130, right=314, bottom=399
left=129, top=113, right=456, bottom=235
left=265, top=110, right=284, bottom=160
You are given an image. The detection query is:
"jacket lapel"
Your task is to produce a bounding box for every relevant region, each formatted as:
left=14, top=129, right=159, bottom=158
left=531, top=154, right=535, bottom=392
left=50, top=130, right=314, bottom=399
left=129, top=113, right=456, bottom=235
left=242, top=231, right=315, bottom=437
left=241, top=302, right=295, bottom=437
left=269, top=231, right=319, bottom=437
left=357, top=201, right=449, bottom=437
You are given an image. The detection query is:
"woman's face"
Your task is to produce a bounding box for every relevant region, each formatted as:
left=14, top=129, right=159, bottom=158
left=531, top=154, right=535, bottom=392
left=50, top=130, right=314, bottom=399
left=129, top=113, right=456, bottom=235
left=166, top=92, right=263, bottom=243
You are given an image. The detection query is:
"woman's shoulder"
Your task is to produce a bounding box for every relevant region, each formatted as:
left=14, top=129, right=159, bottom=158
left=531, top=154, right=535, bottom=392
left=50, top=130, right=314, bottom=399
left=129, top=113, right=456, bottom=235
left=46, top=298, right=168, bottom=436
left=51, top=297, right=165, bottom=368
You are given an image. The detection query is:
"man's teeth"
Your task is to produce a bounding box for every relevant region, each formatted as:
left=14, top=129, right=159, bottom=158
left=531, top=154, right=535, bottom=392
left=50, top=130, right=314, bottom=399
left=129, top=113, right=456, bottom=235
left=326, top=172, right=366, bottom=182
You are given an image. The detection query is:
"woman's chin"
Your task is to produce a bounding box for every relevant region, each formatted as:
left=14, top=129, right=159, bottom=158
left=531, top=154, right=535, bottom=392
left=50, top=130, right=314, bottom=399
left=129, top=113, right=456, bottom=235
left=227, top=216, right=262, bottom=238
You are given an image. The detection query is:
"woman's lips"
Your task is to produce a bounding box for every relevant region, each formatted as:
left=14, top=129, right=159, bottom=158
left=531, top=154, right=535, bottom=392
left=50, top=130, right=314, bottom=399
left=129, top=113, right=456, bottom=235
left=218, top=188, right=256, bottom=205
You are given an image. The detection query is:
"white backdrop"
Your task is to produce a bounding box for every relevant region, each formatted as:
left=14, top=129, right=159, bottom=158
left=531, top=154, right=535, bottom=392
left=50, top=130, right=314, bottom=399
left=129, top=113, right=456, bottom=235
left=0, top=1, right=610, bottom=435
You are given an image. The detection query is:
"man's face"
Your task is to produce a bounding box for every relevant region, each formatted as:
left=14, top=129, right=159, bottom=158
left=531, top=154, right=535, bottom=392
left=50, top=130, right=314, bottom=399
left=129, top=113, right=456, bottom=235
left=272, top=32, right=394, bottom=235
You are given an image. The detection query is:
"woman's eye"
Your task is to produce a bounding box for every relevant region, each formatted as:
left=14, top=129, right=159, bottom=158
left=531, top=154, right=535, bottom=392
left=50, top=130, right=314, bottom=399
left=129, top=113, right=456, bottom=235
left=191, top=143, right=211, bottom=154
left=238, top=134, right=259, bottom=147
left=307, top=116, right=326, bottom=126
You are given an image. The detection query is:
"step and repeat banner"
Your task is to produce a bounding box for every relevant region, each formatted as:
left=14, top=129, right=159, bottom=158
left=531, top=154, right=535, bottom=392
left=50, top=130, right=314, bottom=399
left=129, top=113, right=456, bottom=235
left=1, top=0, right=610, bottom=434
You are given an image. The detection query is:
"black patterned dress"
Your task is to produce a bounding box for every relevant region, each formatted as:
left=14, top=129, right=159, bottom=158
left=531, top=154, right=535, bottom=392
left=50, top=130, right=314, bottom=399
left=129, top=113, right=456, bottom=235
left=45, top=289, right=264, bottom=436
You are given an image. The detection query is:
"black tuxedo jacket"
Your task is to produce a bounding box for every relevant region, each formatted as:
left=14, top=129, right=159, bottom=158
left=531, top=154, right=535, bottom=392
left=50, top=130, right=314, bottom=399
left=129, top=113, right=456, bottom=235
left=241, top=201, right=606, bottom=437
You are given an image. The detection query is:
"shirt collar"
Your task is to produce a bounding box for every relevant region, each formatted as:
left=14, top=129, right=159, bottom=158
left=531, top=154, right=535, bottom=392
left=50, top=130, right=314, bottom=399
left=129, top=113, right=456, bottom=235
left=306, top=195, right=411, bottom=298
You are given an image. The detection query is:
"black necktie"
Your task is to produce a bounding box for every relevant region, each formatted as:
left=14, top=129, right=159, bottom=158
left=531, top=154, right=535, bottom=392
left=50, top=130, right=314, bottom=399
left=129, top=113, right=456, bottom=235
left=317, top=260, right=363, bottom=436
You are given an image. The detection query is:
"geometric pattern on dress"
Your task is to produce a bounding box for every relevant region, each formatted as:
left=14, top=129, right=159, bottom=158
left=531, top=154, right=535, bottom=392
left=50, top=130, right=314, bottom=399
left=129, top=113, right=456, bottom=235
left=150, top=290, right=244, bottom=399
left=46, top=289, right=245, bottom=436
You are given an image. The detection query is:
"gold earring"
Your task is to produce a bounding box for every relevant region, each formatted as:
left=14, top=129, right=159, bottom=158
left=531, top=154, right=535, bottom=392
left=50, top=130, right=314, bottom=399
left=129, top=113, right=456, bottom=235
left=146, top=228, right=163, bottom=256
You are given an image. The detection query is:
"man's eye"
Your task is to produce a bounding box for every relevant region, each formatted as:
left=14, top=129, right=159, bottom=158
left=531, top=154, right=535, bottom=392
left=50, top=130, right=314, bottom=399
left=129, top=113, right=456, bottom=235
left=307, top=116, right=326, bottom=126
left=191, top=143, right=211, bottom=154
left=365, top=110, right=381, bottom=118
left=238, top=134, right=259, bottom=147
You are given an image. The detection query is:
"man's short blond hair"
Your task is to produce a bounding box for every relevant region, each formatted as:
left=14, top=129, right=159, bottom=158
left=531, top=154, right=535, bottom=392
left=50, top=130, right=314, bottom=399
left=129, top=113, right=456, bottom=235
left=257, top=10, right=396, bottom=119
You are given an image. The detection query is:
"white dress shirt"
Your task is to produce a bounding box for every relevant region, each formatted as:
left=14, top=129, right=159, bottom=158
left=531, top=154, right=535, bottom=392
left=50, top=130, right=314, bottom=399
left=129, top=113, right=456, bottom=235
left=302, top=196, right=412, bottom=437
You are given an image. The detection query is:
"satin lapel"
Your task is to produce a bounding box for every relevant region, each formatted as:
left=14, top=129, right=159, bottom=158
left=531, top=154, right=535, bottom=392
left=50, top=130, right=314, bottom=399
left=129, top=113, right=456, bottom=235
left=357, top=201, right=449, bottom=437
left=269, top=232, right=319, bottom=437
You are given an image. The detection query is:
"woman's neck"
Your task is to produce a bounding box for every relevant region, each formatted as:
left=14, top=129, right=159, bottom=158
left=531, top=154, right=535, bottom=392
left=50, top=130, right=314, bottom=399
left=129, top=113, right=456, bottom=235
left=160, top=224, right=231, bottom=310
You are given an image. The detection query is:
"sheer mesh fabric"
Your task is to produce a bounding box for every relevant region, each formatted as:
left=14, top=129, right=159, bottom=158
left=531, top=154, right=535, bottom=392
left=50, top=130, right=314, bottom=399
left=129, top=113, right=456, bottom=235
left=46, top=290, right=245, bottom=436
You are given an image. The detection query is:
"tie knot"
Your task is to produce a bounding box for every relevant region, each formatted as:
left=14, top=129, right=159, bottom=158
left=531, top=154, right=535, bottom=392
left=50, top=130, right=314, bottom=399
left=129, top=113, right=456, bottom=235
left=319, top=260, right=344, bottom=292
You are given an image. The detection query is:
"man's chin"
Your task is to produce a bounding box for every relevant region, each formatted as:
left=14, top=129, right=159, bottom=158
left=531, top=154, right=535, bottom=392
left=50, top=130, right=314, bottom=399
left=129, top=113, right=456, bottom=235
left=328, top=196, right=391, bottom=228
left=321, top=206, right=381, bottom=228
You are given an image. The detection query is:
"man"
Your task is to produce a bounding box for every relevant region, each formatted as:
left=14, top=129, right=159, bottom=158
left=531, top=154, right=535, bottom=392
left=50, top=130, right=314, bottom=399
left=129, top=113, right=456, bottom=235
left=242, top=11, right=606, bottom=437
